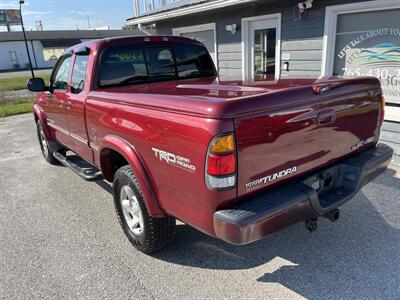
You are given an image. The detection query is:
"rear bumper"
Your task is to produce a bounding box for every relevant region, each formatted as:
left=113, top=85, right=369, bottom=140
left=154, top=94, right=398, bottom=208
left=213, top=143, right=393, bottom=245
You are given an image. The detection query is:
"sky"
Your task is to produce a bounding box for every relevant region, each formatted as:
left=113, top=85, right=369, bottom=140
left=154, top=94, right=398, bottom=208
left=0, top=0, right=135, bottom=31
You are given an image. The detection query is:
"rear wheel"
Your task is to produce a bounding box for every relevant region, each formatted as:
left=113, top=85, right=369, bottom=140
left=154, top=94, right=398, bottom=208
left=113, top=165, right=176, bottom=254
left=36, top=121, right=58, bottom=164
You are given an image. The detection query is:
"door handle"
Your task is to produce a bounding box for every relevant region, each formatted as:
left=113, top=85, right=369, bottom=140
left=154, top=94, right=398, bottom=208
left=317, top=110, right=335, bottom=125
left=46, top=92, right=53, bottom=102
left=65, top=101, right=72, bottom=110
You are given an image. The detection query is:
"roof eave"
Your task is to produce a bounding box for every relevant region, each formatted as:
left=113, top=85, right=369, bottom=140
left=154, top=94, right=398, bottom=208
left=124, top=0, right=257, bottom=26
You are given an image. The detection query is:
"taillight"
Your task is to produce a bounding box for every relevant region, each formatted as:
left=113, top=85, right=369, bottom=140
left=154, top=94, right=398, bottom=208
left=205, top=133, right=236, bottom=190
left=209, top=134, right=235, bottom=154
left=380, top=96, right=385, bottom=124
left=207, top=154, right=236, bottom=175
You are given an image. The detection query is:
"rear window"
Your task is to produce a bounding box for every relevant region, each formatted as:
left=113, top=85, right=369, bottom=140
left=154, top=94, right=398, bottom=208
left=71, top=54, right=89, bottom=94
left=99, top=43, right=216, bottom=87
left=175, top=44, right=215, bottom=78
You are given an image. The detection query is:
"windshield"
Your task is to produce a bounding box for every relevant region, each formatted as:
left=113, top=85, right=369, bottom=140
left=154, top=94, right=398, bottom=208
left=99, top=43, right=216, bottom=87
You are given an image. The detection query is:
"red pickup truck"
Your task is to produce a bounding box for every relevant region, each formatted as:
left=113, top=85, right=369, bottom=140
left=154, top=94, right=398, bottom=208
left=28, top=36, right=393, bottom=254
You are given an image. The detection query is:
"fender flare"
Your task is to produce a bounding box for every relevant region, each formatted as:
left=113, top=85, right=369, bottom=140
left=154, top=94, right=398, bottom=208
left=99, top=135, right=164, bottom=218
left=32, top=104, right=51, bottom=140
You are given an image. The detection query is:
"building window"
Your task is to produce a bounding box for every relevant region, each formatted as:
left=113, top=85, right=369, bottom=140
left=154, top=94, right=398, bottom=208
left=43, top=48, right=66, bottom=62
left=333, top=8, right=400, bottom=105
left=9, top=51, right=17, bottom=62
left=323, top=2, right=400, bottom=121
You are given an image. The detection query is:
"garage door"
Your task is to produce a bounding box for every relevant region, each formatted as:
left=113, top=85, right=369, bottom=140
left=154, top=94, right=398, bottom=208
left=333, top=8, right=400, bottom=121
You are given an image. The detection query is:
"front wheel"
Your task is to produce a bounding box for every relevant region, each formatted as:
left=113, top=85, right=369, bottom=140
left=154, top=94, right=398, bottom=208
left=113, top=165, right=176, bottom=254
left=36, top=121, right=58, bottom=164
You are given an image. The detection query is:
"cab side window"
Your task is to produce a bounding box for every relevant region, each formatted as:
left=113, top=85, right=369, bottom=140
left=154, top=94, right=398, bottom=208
left=52, top=55, right=72, bottom=91
left=71, top=55, right=89, bottom=94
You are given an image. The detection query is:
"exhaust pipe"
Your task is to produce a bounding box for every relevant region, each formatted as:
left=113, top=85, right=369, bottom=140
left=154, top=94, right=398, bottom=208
left=323, top=209, right=340, bottom=222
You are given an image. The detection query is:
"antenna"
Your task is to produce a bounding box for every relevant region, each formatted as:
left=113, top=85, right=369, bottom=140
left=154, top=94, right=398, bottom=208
left=35, top=20, right=43, bottom=31
left=87, top=14, right=91, bottom=29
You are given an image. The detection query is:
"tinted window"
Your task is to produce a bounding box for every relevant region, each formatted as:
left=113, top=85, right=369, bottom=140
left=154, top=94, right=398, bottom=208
left=99, top=43, right=215, bottom=87
left=52, top=55, right=72, bottom=91
left=174, top=44, right=215, bottom=78
left=145, top=47, right=175, bottom=77
left=100, top=46, right=146, bottom=86
left=71, top=55, right=89, bottom=94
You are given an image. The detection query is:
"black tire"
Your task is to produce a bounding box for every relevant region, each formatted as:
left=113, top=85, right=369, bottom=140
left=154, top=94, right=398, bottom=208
left=36, top=121, right=58, bottom=165
left=113, top=165, right=176, bottom=254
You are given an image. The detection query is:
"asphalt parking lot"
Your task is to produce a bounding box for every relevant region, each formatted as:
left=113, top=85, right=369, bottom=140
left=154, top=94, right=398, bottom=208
left=0, top=69, right=52, bottom=78
left=1, top=113, right=399, bottom=299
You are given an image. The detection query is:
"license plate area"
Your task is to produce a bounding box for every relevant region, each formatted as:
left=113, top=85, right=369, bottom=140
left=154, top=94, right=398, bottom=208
left=303, top=166, right=340, bottom=195
left=302, top=164, right=357, bottom=209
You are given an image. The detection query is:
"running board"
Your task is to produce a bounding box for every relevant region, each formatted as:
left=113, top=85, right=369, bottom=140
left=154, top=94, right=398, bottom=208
left=53, top=151, right=103, bottom=181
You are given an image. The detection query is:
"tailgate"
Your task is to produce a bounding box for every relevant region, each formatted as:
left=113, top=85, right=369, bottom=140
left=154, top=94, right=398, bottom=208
left=235, top=78, right=383, bottom=196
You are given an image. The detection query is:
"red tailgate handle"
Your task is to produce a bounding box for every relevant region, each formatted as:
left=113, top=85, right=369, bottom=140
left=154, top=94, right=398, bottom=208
left=317, top=110, right=335, bottom=125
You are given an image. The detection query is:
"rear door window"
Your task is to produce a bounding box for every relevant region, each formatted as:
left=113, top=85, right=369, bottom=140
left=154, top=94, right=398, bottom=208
left=71, top=54, right=89, bottom=94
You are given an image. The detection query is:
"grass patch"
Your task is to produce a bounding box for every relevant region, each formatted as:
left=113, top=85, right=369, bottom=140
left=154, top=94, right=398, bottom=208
left=0, top=74, right=51, bottom=92
left=0, top=96, right=34, bottom=117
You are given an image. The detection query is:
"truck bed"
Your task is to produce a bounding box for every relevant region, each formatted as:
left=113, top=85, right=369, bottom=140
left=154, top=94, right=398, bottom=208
left=92, top=76, right=380, bottom=118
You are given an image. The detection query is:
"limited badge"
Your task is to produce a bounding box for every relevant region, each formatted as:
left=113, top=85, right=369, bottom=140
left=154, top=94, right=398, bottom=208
left=351, top=136, right=375, bottom=151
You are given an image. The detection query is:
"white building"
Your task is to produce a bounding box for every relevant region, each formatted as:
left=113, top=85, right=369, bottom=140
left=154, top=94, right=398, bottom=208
left=0, top=29, right=140, bottom=71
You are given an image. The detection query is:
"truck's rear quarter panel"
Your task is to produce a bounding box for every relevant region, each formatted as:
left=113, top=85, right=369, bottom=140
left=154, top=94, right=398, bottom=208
left=85, top=97, right=236, bottom=235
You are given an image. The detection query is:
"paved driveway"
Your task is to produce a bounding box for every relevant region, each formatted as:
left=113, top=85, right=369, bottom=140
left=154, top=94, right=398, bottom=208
left=1, top=113, right=399, bottom=299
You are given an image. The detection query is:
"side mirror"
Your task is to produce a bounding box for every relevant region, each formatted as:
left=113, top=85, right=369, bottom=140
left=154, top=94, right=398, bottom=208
left=27, top=77, right=47, bottom=92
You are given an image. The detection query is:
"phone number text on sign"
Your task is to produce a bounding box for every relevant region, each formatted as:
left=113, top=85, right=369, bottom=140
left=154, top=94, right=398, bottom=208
left=342, top=67, right=400, bottom=99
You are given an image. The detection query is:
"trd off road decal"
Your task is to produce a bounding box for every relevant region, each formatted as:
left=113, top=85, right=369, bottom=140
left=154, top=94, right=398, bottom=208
left=245, top=167, right=297, bottom=190
left=152, top=148, right=196, bottom=172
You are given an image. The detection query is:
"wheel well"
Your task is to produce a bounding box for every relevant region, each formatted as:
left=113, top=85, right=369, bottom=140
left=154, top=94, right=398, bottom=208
left=100, top=148, right=129, bottom=182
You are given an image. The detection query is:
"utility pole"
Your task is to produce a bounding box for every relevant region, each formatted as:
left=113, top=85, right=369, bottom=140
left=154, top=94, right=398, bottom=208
left=134, top=0, right=140, bottom=17
left=87, top=14, right=91, bottom=29
left=19, top=0, right=34, bottom=78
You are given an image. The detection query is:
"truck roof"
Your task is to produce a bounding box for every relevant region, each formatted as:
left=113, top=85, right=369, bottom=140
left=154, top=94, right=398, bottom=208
left=68, top=35, right=203, bottom=53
